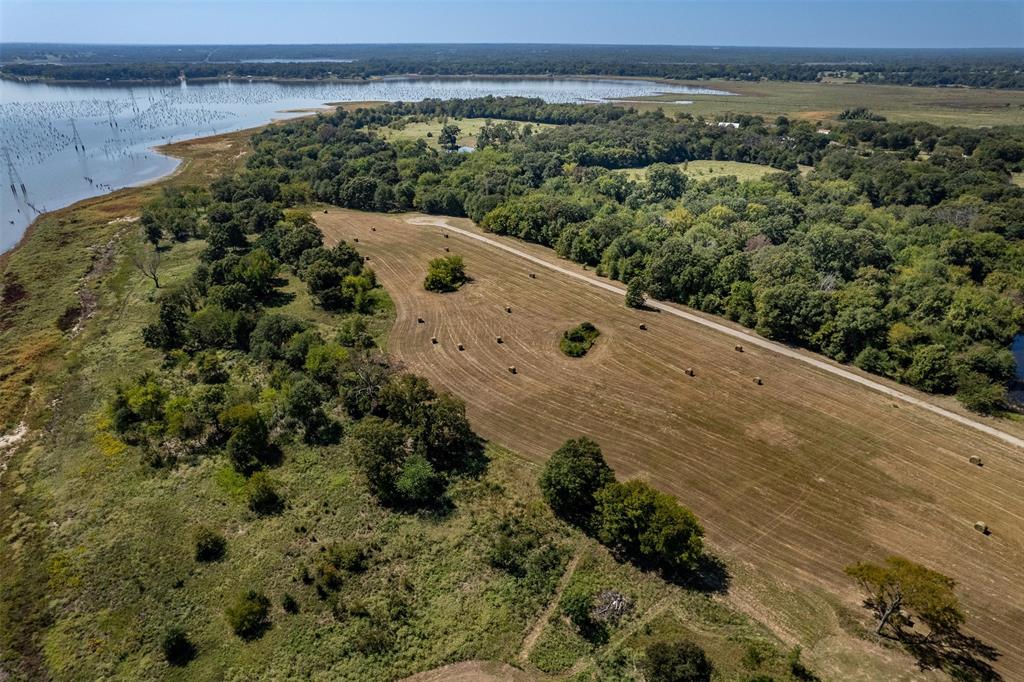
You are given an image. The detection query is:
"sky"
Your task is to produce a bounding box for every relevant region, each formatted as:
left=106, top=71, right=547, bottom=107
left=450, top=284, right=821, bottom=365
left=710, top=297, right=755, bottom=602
left=0, top=0, right=1021, bottom=49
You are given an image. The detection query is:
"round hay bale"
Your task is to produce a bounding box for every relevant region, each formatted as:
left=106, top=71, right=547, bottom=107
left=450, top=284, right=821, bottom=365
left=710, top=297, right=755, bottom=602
left=639, top=323, right=647, bottom=330
left=969, top=455, right=983, bottom=466
left=754, top=376, right=763, bottom=385
left=529, top=273, right=537, bottom=279
left=417, top=317, right=425, bottom=324
left=444, top=247, right=450, bottom=252
left=496, top=336, right=503, bottom=344
left=735, top=345, right=744, bottom=352
left=505, top=306, right=512, bottom=313
left=323, top=209, right=328, bottom=214
left=353, top=237, right=359, bottom=242
left=685, top=367, right=694, bottom=377
left=508, top=366, right=517, bottom=374
left=457, top=343, right=465, bottom=351
left=430, top=336, right=438, bottom=344
left=370, top=227, right=376, bottom=232
left=443, top=233, right=449, bottom=239
left=974, top=521, right=988, bottom=534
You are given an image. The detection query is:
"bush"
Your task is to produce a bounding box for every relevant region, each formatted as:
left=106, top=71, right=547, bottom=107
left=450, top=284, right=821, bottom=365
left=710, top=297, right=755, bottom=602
left=161, top=626, right=196, bottom=666
left=221, top=404, right=272, bottom=474
left=225, top=590, right=271, bottom=640
left=193, top=350, right=229, bottom=384
left=955, top=371, right=1006, bottom=415
left=539, top=437, right=614, bottom=527
left=282, top=593, right=300, bottom=614
left=193, top=526, right=226, bottom=562
left=246, top=472, right=283, bottom=515
left=249, top=314, right=308, bottom=363
left=560, top=321, right=600, bottom=357
left=423, top=255, right=468, bottom=292
left=644, top=639, right=713, bottom=682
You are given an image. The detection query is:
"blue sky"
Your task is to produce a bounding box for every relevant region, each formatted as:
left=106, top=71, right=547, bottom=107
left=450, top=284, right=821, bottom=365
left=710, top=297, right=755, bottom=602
left=1, top=1, right=1021, bottom=48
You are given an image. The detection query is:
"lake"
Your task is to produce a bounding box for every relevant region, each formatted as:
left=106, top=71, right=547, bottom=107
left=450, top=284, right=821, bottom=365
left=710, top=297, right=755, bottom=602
left=0, top=77, right=732, bottom=252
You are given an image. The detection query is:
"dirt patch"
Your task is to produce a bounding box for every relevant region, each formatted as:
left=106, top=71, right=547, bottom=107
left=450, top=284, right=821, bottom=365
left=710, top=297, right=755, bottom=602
left=400, top=660, right=534, bottom=682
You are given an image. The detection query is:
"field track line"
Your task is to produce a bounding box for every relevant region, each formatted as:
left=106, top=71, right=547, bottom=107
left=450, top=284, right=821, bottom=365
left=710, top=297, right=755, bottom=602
left=517, top=552, right=581, bottom=663
left=406, top=216, right=1024, bottom=453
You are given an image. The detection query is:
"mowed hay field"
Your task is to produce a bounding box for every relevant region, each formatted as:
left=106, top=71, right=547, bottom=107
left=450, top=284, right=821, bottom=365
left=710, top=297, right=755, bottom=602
left=319, top=208, right=1024, bottom=678
left=620, top=80, right=1024, bottom=127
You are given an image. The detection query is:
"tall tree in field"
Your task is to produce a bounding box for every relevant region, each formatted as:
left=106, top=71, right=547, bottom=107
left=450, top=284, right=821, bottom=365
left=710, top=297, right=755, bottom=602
left=439, top=123, right=461, bottom=152
left=845, top=556, right=964, bottom=639
left=539, top=437, right=614, bottom=528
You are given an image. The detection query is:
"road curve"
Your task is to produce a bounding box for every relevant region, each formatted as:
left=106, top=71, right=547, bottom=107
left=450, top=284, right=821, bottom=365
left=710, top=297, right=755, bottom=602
left=407, top=216, right=1024, bottom=453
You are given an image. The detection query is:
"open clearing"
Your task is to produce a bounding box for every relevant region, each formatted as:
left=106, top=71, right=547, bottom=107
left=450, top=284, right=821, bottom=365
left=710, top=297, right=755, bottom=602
left=616, top=159, right=779, bottom=183
left=377, top=117, right=555, bottom=150
left=320, top=208, right=1024, bottom=678
left=618, top=80, right=1024, bottom=127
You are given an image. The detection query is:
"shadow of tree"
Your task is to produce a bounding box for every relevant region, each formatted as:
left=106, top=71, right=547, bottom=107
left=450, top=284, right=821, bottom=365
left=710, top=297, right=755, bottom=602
left=671, top=553, right=731, bottom=595
left=899, top=629, right=1002, bottom=681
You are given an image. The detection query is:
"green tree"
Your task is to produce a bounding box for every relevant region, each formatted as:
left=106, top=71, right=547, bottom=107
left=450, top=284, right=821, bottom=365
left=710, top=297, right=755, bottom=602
left=539, top=437, right=615, bottom=527
left=423, top=255, right=468, bottom=292
left=439, top=123, right=461, bottom=152
left=161, top=627, right=195, bottom=666
left=594, top=480, right=704, bottom=575
left=644, top=639, right=713, bottom=682
left=845, top=556, right=965, bottom=639
left=625, top=277, right=646, bottom=309
left=221, top=404, right=271, bottom=474
left=225, top=590, right=272, bottom=640
left=193, top=526, right=226, bottom=562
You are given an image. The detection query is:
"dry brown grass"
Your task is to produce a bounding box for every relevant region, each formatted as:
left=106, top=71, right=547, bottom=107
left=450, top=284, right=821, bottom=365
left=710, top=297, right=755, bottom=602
left=319, top=208, right=1024, bottom=679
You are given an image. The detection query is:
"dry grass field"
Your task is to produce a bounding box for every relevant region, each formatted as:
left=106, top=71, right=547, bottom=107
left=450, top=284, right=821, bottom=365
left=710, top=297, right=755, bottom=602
left=619, top=80, right=1024, bottom=127
left=616, top=159, right=779, bottom=183
left=319, top=208, right=1024, bottom=679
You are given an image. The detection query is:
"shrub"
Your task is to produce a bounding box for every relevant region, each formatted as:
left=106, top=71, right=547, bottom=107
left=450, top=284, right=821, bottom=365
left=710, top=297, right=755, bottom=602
left=225, top=590, right=271, bottom=640
left=161, top=626, right=196, bottom=666
left=955, top=371, right=1006, bottom=415
left=221, top=404, right=271, bottom=474
left=193, top=350, right=229, bottom=384
left=193, top=526, right=226, bottom=562
left=539, top=437, right=614, bottom=527
left=644, top=639, right=713, bottom=682
left=249, top=314, right=308, bottom=363
left=246, top=472, right=283, bottom=515
left=336, top=314, right=375, bottom=349
left=282, top=593, right=300, bottom=614
left=560, top=322, right=600, bottom=357
left=423, top=255, right=468, bottom=292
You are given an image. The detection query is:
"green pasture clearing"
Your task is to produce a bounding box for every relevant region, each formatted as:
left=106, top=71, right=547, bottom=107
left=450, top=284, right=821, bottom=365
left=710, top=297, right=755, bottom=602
left=623, top=80, right=1024, bottom=127
left=378, top=117, right=554, bottom=150
left=618, top=159, right=779, bottom=183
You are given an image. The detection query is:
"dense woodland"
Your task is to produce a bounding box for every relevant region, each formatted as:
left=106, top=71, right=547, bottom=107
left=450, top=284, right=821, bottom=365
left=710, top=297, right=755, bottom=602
left=217, top=97, right=1024, bottom=414
left=3, top=43, right=1023, bottom=88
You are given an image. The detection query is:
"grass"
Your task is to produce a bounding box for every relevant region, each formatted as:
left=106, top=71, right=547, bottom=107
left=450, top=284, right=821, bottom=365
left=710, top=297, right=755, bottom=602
left=378, top=117, right=554, bottom=150
left=617, top=159, right=779, bottom=183
left=622, top=79, right=1024, bottom=127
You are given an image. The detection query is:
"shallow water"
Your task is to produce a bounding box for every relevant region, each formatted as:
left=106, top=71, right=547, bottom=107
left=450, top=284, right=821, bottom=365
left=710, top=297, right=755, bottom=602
left=0, top=77, right=732, bottom=252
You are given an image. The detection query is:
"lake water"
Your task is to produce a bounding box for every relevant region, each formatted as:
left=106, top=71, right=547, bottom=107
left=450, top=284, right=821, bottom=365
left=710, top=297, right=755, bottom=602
left=0, top=77, right=732, bottom=252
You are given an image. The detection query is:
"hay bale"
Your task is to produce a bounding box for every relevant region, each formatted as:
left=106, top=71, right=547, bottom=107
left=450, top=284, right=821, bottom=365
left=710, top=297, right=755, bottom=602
left=969, top=455, right=983, bottom=466
left=370, top=227, right=376, bottom=232
left=496, top=336, right=503, bottom=344
left=444, top=247, right=450, bottom=252
left=974, top=521, right=988, bottom=534
left=734, top=345, right=744, bottom=352
left=417, top=317, right=425, bottom=324
left=505, top=306, right=512, bottom=313
left=508, top=366, right=517, bottom=374
left=443, top=233, right=449, bottom=239
left=430, top=336, right=438, bottom=344
left=685, top=367, right=694, bottom=377
left=639, top=323, right=647, bottom=330
left=457, top=343, right=465, bottom=351
left=323, top=209, right=328, bottom=214
left=754, top=376, right=763, bottom=385
left=529, top=273, right=537, bottom=279
left=353, top=237, right=359, bottom=242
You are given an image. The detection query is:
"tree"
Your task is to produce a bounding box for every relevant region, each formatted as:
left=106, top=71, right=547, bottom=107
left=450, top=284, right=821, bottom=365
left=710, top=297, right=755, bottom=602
left=130, top=245, right=162, bottom=289
left=625, top=277, right=646, bottom=309
left=348, top=416, right=412, bottom=503
left=221, top=404, right=271, bottom=474
left=539, top=437, right=615, bottom=527
left=845, top=556, right=965, bottom=639
left=594, top=480, right=704, bottom=575
left=161, top=627, right=195, bottom=666
left=423, top=255, right=468, bottom=292
left=439, top=123, right=461, bottom=152
left=644, top=639, right=713, bottom=682
left=225, top=590, right=271, bottom=640
left=193, top=526, right=226, bottom=562
left=246, top=472, right=283, bottom=515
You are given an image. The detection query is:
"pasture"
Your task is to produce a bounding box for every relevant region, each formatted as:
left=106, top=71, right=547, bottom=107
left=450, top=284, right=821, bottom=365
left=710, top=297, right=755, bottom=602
left=319, top=207, right=1024, bottom=680
left=623, top=80, right=1024, bottom=127
left=616, top=159, right=778, bottom=182
left=377, top=117, right=554, bottom=150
